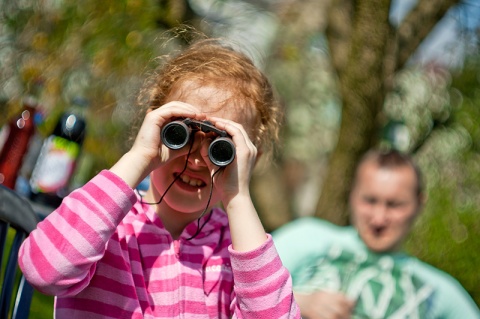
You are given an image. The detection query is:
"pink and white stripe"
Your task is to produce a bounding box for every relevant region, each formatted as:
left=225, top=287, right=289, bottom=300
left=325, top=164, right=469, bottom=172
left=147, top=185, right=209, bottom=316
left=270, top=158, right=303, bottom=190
left=19, top=170, right=300, bottom=318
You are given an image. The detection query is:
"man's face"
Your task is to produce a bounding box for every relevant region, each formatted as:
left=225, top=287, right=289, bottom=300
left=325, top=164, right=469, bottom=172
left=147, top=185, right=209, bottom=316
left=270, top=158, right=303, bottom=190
left=350, top=161, right=421, bottom=253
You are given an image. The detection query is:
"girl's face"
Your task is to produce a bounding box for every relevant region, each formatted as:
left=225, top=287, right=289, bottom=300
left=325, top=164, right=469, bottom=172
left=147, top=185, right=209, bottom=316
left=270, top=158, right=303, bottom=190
left=148, top=80, right=256, bottom=219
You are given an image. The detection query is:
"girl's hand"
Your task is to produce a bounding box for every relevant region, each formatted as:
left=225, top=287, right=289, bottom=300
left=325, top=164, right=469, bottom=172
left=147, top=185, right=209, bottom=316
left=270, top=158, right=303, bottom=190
left=110, top=101, right=205, bottom=188
left=203, top=117, right=258, bottom=205
left=204, top=117, right=267, bottom=252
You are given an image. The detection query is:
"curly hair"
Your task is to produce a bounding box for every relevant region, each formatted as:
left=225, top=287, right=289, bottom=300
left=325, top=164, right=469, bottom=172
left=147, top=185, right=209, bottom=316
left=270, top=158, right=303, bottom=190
left=133, top=36, right=282, bottom=156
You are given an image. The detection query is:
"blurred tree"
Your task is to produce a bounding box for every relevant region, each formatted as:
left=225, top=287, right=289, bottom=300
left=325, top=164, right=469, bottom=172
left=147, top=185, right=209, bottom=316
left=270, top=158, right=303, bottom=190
left=251, top=0, right=337, bottom=230
left=316, top=0, right=462, bottom=224
left=257, top=0, right=480, bottom=305
left=251, top=0, right=474, bottom=227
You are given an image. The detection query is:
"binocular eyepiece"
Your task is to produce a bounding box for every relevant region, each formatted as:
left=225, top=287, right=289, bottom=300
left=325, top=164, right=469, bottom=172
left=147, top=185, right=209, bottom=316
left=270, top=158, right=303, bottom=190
left=161, top=118, right=235, bottom=167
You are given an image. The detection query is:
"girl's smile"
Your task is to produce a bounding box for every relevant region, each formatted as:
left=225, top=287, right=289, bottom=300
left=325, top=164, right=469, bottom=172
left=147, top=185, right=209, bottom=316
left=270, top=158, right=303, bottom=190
left=175, top=171, right=207, bottom=190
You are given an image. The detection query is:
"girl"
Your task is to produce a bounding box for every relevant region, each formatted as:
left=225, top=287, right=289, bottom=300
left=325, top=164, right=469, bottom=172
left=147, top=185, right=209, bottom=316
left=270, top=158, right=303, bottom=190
left=19, top=37, right=300, bottom=318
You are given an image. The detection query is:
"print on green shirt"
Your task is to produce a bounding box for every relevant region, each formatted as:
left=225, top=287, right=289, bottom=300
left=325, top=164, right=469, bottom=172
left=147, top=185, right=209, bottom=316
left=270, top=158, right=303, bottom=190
left=294, top=245, right=435, bottom=319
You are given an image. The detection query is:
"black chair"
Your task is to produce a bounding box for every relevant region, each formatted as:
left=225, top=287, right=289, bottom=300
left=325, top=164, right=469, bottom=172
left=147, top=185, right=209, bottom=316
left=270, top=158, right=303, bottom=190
left=0, top=185, right=40, bottom=319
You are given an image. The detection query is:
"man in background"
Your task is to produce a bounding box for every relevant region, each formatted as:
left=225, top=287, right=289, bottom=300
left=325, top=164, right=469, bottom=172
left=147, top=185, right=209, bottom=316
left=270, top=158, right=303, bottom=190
left=273, top=149, right=480, bottom=319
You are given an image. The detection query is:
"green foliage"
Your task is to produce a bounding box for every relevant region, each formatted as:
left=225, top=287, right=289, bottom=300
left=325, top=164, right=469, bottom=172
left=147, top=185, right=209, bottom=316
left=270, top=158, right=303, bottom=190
left=406, top=56, right=480, bottom=307
left=406, top=186, right=480, bottom=306
left=29, top=291, right=54, bottom=319
left=1, top=0, right=169, bottom=175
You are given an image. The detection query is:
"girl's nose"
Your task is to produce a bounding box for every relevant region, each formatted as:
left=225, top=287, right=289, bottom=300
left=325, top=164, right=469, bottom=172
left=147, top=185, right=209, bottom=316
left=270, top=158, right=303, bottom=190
left=187, top=132, right=210, bottom=167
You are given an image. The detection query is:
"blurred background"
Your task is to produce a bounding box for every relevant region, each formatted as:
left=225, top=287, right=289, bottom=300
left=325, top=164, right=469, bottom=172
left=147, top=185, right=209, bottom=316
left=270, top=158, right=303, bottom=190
left=0, top=0, right=479, bottom=317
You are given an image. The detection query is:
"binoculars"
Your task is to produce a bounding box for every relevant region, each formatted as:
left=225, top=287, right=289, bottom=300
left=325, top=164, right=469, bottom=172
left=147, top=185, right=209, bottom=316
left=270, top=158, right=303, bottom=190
left=161, top=118, right=235, bottom=167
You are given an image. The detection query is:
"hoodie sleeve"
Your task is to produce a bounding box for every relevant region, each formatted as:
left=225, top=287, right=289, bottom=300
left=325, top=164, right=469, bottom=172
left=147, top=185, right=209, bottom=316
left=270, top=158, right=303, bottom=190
left=229, top=234, right=301, bottom=319
left=18, top=170, right=137, bottom=296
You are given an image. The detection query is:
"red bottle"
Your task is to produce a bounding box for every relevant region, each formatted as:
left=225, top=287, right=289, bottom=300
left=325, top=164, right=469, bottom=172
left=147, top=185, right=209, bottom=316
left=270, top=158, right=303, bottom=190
left=0, top=97, right=37, bottom=189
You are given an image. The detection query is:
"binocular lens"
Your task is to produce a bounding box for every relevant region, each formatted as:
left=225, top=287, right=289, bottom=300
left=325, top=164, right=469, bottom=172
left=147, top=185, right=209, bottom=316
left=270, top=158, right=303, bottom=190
left=209, top=138, right=235, bottom=167
left=161, top=122, right=189, bottom=149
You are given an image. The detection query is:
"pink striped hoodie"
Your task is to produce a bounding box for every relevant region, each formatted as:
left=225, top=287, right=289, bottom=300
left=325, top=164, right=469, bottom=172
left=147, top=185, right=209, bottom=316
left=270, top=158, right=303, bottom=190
left=19, top=170, right=300, bottom=318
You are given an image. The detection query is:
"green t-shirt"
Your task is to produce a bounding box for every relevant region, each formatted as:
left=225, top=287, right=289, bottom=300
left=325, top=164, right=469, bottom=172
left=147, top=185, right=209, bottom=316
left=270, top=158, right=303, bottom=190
left=272, top=217, right=480, bottom=319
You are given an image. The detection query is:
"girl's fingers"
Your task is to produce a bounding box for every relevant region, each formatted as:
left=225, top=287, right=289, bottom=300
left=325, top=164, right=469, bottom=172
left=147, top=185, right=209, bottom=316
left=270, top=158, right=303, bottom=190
left=208, top=117, right=253, bottom=148
left=133, top=101, right=211, bottom=167
left=208, top=117, right=257, bottom=174
left=148, top=101, right=204, bottom=123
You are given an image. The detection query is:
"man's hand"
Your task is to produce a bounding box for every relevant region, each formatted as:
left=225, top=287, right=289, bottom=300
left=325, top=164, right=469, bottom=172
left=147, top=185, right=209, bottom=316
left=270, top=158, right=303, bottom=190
left=294, top=290, right=355, bottom=319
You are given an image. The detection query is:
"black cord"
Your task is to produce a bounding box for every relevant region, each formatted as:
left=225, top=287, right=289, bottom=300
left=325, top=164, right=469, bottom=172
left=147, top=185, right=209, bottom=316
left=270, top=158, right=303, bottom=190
left=185, top=167, right=222, bottom=240
left=139, top=135, right=224, bottom=240
left=140, top=136, right=195, bottom=206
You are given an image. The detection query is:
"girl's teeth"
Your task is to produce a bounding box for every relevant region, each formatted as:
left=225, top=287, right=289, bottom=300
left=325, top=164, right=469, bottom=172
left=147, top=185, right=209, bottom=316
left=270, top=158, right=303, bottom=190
left=180, top=175, right=203, bottom=187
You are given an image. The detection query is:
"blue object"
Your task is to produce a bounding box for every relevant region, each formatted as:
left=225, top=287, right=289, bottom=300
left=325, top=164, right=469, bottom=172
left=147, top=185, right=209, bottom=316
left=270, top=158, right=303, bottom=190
left=137, top=175, right=150, bottom=193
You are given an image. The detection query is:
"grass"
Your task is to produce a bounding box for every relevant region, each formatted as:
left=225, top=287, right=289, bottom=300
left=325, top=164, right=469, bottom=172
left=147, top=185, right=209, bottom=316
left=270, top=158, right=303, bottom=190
left=28, top=291, right=54, bottom=318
